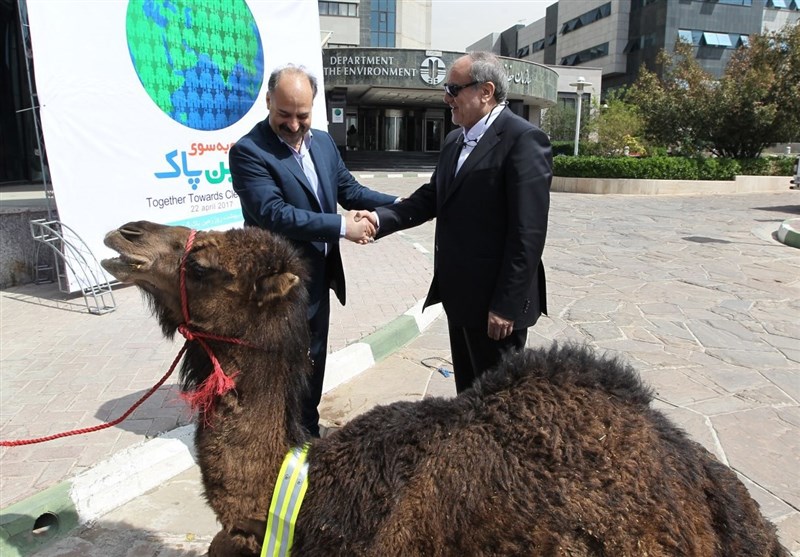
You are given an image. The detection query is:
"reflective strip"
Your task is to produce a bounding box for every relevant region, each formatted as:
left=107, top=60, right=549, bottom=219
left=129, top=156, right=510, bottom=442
left=262, top=444, right=310, bottom=557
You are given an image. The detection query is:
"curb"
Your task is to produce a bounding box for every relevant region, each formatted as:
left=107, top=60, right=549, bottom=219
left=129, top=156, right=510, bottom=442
left=776, top=218, right=800, bottom=249
left=352, top=171, right=433, bottom=179
left=0, top=300, right=442, bottom=557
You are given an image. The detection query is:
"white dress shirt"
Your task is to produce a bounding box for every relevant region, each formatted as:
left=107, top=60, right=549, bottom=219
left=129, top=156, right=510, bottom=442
left=455, top=103, right=506, bottom=175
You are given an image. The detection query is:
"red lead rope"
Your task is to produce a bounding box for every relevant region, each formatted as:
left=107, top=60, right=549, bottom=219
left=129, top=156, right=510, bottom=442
left=1, top=229, right=248, bottom=447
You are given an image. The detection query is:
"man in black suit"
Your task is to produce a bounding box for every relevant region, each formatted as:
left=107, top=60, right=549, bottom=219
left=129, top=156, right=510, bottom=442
left=359, top=52, right=552, bottom=393
left=229, top=64, right=398, bottom=436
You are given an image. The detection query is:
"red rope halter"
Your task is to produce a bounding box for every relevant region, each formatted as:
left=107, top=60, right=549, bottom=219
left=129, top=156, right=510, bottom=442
left=1, top=228, right=249, bottom=446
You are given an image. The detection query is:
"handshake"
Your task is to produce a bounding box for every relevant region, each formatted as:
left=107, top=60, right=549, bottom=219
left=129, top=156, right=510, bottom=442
left=345, top=210, right=379, bottom=245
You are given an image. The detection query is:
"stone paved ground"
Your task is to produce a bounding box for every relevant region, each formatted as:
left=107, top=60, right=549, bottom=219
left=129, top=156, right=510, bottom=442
left=0, top=174, right=434, bottom=509
left=325, top=188, right=800, bottom=552
left=2, top=180, right=799, bottom=555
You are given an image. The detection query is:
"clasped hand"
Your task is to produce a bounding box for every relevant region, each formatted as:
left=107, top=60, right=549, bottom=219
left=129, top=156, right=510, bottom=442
left=345, top=210, right=379, bottom=245
left=488, top=312, right=514, bottom=341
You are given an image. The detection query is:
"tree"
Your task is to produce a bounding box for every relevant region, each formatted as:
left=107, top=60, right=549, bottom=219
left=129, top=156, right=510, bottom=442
left=541, top=101, right=592, bottom=144
left=628, top=22, right=800, bottom=158
left=541, top=102, right=578, bottom=142
left=627, top=40, right=715, bottom=156
left=592, top=90, right=647, bottom=156
left=709, top=22, right=800, bottom=157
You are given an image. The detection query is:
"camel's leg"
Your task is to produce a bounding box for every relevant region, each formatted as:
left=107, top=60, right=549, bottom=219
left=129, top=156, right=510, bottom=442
left=208, top=529, right=259, bottom=557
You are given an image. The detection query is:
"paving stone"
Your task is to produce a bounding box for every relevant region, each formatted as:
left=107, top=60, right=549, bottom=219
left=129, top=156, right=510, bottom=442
left=2, top=185, right=798, bottom=554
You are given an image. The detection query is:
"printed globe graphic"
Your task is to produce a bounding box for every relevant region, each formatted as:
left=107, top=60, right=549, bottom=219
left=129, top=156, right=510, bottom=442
left=126, top=0, right=264, bottom=131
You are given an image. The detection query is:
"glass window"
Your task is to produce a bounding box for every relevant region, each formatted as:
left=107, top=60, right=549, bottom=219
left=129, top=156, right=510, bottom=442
left=561, top=3, right=611, bottom=35
left=560, top=42, right=608, bottom=66
left=370, top=0, right=396, bottom=46
left=624, top=37, right=640, bottom=53
left=706, top=32, right=732, bottom=47
left=319, top=2, right=328, bottom=15
left=339, top=3, right=348, bottom=16
left=678, top=29, right=694, bottom=44
left=348, top=3, right=357, bottom=16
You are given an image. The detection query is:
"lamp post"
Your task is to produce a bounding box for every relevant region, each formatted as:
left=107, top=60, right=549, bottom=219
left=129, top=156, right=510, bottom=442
left=569, top=76, right=592, bottom=156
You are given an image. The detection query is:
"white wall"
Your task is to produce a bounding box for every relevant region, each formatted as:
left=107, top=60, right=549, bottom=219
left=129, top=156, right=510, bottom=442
left=396, top=0, right=432, bottom=48
left=320, top=14, right=361, bottom=46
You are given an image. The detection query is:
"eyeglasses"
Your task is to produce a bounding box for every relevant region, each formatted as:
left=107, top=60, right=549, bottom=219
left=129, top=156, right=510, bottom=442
left=443, top=80, right=479, bottom=98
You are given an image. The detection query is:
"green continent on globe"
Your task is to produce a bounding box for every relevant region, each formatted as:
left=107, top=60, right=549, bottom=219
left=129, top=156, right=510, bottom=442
left=126, top=0, right=264, bottom=130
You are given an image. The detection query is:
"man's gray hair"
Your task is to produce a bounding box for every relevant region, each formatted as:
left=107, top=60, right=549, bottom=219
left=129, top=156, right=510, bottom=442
left=467, top=52, right=508, bottom=104
left=267, top=64, right=319, bottom=98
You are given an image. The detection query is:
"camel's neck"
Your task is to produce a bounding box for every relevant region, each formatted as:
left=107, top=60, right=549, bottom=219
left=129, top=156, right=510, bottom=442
left=192, top=343, right=308, bottom=528
left=191, top=341, right=307, bottom=440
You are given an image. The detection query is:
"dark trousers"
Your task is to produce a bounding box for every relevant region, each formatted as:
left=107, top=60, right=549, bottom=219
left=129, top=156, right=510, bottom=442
left=301, top=291, right=329, bottom=438
left=448, top=321, right=527, bottom=393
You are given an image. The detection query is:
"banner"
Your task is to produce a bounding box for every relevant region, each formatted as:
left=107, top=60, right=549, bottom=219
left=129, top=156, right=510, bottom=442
left=26, top=0, right=325, bottom=292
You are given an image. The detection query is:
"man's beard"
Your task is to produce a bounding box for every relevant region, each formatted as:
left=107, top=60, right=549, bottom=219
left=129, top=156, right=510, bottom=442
left=279, top=124, right=307, bottom=145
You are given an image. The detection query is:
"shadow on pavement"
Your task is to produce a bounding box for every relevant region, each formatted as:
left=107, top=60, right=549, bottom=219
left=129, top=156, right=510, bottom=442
left=25, top=518, right=212, bottom=556
left=95, top=385, right=191, bottom=437
left=752, top=204, right=800, bottom=214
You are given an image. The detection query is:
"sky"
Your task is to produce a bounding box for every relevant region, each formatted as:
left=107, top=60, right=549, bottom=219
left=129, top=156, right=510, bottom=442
left=430, top=0, right=553, bottom=52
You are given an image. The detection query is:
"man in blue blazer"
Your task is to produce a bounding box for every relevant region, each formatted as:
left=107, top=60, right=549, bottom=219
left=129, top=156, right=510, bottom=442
left=360, top=52, right=552, bottom=394
left=229, top=64, right=397, bottom=437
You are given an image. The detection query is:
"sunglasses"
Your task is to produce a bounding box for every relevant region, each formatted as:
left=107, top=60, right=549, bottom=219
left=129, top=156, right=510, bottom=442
left=443, top=80, right=479, bottom=97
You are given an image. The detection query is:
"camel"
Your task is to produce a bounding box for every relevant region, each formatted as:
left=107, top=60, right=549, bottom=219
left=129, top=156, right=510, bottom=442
left=101, top=220, right=788, bottom=557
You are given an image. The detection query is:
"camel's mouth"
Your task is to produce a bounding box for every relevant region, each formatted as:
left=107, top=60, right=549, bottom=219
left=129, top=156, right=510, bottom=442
left=100, top=228, right=153, bottom=282
left=100, top=254, right=149, bottom=277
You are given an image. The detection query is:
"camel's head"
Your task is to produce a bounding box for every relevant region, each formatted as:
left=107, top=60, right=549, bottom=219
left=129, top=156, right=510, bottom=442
left=101, top=221, right=308, bottom=342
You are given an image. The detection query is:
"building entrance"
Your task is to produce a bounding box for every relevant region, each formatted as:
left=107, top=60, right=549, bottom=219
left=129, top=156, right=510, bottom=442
left=423, top=118, right=443, bottom=152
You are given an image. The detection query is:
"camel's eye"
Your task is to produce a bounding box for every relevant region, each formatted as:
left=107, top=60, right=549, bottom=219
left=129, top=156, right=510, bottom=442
left=185, top=258, right=212, bottom=280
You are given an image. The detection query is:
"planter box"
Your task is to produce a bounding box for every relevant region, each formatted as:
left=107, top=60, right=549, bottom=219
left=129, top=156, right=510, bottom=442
left=551, top=175, right=791, bottom=195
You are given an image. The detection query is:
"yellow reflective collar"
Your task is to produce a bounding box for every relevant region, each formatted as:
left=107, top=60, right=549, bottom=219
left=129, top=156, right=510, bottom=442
left=261, top=444, right=311, bottom=557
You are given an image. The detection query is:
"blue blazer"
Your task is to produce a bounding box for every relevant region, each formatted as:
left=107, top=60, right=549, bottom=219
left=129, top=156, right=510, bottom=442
left=229, top=119, right=396, bottom=311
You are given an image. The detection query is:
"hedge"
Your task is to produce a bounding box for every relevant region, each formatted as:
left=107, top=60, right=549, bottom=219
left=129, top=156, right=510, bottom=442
left=553, top=155, right=794, bottom=180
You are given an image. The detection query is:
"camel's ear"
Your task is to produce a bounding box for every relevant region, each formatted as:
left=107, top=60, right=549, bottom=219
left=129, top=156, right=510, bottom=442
left=254, top=272, right=300, bottom=306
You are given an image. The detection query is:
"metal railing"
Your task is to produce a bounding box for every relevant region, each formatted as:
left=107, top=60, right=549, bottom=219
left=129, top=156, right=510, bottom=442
left=30, top=219, right=116, bottom=315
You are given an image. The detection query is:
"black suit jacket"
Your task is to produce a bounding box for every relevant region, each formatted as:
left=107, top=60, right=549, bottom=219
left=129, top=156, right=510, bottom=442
left=229, top=120, right=396, bottom=312
left=375, top=108, right=552, bottom=329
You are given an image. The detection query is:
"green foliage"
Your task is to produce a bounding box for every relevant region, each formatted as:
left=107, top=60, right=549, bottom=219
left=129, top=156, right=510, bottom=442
left=739, top=156, right=796, bottom=176
left=591, top=91, right=648, bottom=156
left=627, top=41, right=715, bottom=156
left=627, top=23, right=800, bottom=158
left=549, top=141, right=598, bottom=156
left=542, top=103, right=576, bottom=142
left=772, top=156, right=797, bottom=176
left=541, top=102, right=591, bottom=143
left=553, top=156, right=749, bottom=180
left=736, top=158, right=770, bottom=176
left=550, top=141, right=576, bottom=156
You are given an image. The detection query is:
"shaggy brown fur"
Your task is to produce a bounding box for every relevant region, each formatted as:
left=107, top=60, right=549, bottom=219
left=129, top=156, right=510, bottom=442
left=101, top=221, right=788, bottom=557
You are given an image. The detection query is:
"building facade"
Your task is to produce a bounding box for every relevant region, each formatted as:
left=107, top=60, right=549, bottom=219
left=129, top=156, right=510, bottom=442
left=1, top=0, right=562, bottom=186
left=319, top=0, right=432, bottom=48
left=479, top=0, right=800, bottom=94
left=322, top=48, right=558, bottom=152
